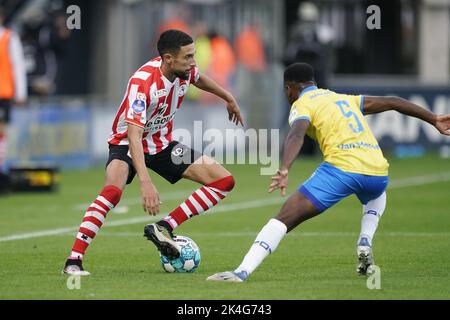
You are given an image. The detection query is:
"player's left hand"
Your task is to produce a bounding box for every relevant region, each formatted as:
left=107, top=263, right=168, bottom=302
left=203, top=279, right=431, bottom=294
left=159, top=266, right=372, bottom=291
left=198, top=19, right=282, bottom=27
left=434, top=114, right=450, bottom=136
left=268, top=169, right=288, bottom=196
left=226, top=99, right=244, bottom=126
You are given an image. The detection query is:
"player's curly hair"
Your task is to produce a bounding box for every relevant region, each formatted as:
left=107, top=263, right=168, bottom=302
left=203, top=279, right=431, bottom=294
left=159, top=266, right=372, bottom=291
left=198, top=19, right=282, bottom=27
left=157, top=29, right=193, bottom=57
left=284, top=63, right=315, bottom=84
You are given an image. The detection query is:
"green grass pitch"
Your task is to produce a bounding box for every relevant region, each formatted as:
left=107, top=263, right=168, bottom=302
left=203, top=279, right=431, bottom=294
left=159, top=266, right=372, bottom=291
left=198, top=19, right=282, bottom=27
left=0, top=155, right=449, bottom=299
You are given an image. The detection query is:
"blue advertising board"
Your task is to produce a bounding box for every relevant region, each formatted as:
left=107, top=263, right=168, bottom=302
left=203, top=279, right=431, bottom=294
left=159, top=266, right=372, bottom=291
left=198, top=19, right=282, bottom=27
left=6, top=105, right=91, bottom=169
left=332, top=86, right=450, bottom=157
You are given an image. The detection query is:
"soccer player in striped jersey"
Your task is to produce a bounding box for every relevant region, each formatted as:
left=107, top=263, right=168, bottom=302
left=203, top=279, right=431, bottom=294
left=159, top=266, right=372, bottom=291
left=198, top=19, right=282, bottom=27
left=207, top=62, right=450, bottom=282
left=63, top=29, right=243, bottom=275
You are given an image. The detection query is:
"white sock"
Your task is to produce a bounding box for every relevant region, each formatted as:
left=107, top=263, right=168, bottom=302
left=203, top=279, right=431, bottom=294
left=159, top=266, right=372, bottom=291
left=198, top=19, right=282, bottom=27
left=358, top=191, right=386, bottom=246
left=234, top=218, right=287, bottom=275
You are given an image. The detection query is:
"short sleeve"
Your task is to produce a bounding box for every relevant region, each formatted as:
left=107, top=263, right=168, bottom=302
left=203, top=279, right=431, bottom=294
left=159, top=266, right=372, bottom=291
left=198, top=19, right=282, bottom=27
left=288, top=102, right=312, bottom=127
left=125, top=79, right=148, bottom=128
left=190, top=66, right=200, bottom=84
left=352, top=95, right=365, bottom=114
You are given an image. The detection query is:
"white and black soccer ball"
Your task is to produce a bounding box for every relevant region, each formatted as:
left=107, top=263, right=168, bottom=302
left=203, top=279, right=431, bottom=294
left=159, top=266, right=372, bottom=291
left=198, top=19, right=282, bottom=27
left=160, top=235, right=201, bottom=273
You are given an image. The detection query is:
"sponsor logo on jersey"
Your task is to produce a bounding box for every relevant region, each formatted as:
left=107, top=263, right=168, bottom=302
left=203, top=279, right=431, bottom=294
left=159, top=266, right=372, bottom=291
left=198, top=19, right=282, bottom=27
left=143, top=102, right=176, bottom=133
left=156, top=103, right=168, bottom=116
left=144, top=113, right=176, bottom=133
left=152, top=89, right=168, bottom=99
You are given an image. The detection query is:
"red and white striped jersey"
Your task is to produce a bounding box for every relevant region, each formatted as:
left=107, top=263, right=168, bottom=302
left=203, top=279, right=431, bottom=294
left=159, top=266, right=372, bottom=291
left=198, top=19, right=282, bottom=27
left=108, top=56, right=199, bottom=154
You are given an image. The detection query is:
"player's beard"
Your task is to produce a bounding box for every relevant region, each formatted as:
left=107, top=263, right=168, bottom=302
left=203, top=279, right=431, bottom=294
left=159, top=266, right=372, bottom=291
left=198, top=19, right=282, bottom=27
left=174, top=70, right=190, bottom=80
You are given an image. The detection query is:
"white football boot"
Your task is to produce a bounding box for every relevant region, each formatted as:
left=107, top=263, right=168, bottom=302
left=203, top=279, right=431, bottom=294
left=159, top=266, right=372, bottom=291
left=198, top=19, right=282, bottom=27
left=206, top=271, right=248, bottom=282
left=356, top=237, right=375, bottom=275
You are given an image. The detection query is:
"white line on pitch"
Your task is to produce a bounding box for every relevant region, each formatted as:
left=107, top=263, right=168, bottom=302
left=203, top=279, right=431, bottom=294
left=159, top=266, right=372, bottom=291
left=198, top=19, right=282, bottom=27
left=1, top=171, right=450, bottom=243
left=0, top=198, right=284, bottom=242
left=388, top=171, right=450, bottom=189
left=74, top=189, right=193, bottom=211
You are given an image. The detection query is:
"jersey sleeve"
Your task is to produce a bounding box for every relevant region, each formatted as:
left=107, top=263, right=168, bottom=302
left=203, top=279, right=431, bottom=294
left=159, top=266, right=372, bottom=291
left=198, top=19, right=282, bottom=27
left=288, top=101, right=312, bottom=127
left=189, top=66, right=200, bottom=84
left=125, top=79, right=149, bottom=128
left=351, top=95, right=365, bottom=114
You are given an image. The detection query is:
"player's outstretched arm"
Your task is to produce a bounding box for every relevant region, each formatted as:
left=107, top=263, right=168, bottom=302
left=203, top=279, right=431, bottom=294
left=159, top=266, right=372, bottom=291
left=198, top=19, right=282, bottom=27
left=269, top=119, right=310, bottom=196
left=364, top=96, right=450, bottom=135
left=193, top=73, right=244, bottom=126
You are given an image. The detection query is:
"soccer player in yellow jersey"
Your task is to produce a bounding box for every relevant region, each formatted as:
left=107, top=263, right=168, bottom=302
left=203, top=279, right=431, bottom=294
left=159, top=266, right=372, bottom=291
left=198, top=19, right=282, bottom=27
left=208, top=63, right=450, bottom=282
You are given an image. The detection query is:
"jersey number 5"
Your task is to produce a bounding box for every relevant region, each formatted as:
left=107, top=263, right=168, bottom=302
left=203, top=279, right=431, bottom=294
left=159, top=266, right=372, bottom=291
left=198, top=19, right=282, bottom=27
left=335, top=100, right=364, bottom=133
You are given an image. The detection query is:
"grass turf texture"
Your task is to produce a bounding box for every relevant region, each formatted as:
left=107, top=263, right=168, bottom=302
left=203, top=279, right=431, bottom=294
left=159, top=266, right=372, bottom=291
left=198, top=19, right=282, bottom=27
left=0, top=155, right=449, bottom=299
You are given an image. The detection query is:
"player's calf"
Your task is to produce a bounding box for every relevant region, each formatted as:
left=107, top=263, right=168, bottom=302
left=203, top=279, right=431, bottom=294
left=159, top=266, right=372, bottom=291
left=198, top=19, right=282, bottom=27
left=68, top=185, right=122, bottom=261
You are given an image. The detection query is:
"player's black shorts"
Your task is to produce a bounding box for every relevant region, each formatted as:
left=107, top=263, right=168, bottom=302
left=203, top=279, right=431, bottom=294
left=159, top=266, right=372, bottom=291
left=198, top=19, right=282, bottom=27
left=106, top=141, right=203, bottom=185
left=0, top=99, right=12, bottom=123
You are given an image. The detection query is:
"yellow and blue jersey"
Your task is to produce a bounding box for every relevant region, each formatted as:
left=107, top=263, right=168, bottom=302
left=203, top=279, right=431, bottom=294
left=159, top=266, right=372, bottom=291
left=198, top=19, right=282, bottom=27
left=288, top=86, right=389, bottom=176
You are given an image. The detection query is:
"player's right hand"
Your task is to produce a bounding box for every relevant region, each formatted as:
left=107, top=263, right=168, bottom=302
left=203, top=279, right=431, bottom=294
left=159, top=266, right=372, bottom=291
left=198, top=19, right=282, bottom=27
left=226, top=99, right=245, bottom=127
left=268, top=169, right=289, bottom=196
left=140, top=180, right=160, bottom=215
left=435, top=114, right=450, bottom=136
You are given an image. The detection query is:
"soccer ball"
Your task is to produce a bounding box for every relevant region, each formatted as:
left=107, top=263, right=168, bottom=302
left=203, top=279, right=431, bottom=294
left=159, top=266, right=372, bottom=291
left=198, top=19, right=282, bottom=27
left=160, top=235, right=201, bottom=273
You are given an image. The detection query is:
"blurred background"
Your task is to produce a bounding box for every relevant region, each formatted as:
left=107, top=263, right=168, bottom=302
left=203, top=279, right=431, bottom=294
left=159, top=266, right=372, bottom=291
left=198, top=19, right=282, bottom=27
left=0, top=0, right=449, bottom=192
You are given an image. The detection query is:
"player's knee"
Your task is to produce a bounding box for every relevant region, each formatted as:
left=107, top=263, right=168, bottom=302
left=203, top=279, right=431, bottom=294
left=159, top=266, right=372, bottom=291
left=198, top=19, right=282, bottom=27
left=105, top=162, right=129, bottom=189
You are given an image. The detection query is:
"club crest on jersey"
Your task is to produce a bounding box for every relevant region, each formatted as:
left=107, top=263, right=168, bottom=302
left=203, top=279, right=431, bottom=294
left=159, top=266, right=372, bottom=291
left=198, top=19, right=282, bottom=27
left=171, top=146, right=186, bottom=157
left=178, top=84, right=188, bottom=97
